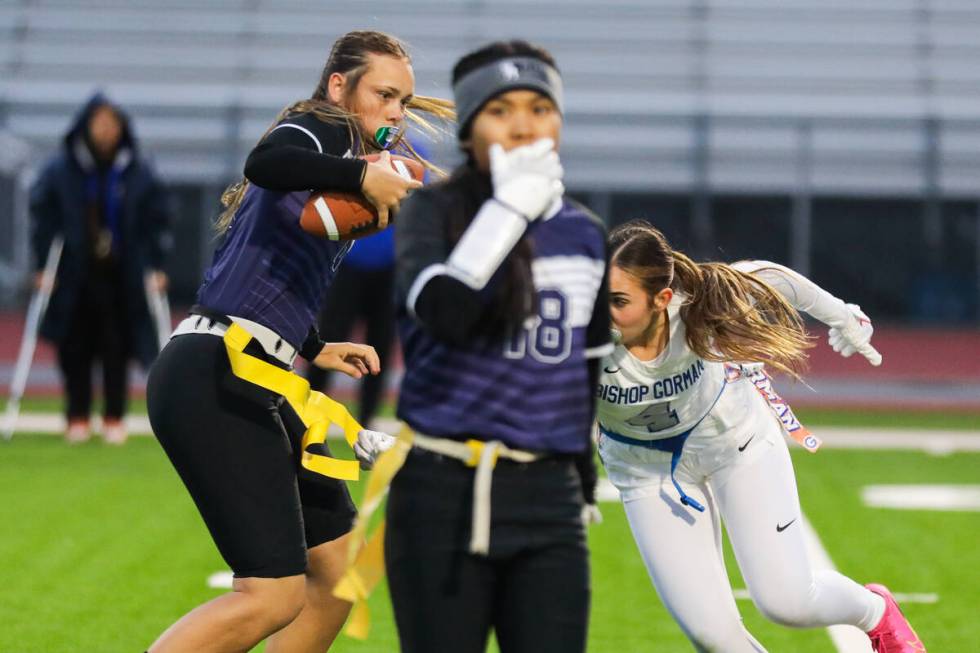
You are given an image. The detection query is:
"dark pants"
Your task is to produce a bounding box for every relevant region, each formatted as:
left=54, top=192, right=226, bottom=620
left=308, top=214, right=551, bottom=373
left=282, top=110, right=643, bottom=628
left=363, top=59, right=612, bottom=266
left=147, top=333, right=357, bottom=577
left=306, top=264, right=395, bottom=425
left=385, top=448, right=591, bottom=653
left=57, top=270, right=129, bottom=420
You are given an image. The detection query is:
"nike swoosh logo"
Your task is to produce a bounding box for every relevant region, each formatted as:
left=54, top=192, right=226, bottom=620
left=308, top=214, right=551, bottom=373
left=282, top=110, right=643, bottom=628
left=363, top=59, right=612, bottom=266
left=603, top=366, right=620, bottom=374
left=906, top=641, right=925, bottom=652
left=776, top=519, right=796, bottom=533
left=737, top=435, right=754, bottom=452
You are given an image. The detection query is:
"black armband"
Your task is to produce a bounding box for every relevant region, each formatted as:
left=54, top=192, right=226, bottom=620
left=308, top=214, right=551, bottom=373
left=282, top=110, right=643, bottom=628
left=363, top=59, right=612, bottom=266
left=575, top=440, right=599, bottom=505
left=299, top=326, right=325, bottom=362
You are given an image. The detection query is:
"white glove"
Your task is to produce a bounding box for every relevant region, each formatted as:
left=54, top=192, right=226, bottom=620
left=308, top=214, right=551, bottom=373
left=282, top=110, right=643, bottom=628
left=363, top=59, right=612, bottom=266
left=582, top=503, right=603, bottom=526
left=828, top=303, right=882, bottom=366
left=490, top=138, right=564, bottom=220
left=353, top=429, right=396, bottom=470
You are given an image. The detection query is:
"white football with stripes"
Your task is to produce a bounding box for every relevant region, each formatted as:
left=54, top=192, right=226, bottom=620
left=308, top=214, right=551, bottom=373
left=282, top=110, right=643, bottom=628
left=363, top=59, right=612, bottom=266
left=299, top=154, right=425, bottom=240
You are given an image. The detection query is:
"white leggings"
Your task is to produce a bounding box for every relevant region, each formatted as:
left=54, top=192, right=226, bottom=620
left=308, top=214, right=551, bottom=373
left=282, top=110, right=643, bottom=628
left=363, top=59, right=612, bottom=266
left=600, top=403, right=882, bottom=652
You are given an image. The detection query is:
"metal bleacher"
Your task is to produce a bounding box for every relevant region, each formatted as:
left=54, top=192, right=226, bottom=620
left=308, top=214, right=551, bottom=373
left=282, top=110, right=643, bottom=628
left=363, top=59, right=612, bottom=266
left=2, top=0, right=980, bottom=195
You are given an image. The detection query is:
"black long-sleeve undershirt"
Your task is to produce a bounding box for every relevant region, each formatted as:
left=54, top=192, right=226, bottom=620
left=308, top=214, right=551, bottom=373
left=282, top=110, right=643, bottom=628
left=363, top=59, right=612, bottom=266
left=412, top=275, right=491, bottom=344
left=243, top=113, right=367, bottom=193
left=394, top=187, right=492, bottom=343
left=396, top=186, right=612, bottom=356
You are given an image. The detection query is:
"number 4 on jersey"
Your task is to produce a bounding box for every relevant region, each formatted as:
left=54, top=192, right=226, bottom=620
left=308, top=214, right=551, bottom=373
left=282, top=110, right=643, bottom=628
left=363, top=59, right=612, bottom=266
left=627, top=402, right=680, bottom=433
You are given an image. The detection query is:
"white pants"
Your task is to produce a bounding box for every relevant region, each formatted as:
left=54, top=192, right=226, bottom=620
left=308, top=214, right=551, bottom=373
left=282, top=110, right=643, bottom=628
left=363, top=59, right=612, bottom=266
left=599, top=382, right=882, bottom=652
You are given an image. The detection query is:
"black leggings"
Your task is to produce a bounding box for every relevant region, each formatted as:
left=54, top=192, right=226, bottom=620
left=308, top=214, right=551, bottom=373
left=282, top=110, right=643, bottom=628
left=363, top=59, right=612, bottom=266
left=385, top=448, right=590, bottom=653
left=147, top=333, right=356, bottom=578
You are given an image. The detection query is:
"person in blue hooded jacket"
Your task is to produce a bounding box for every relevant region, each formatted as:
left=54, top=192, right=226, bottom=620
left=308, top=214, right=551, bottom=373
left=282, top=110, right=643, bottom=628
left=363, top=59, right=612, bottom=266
left=29, top=93, right=174, bottom=444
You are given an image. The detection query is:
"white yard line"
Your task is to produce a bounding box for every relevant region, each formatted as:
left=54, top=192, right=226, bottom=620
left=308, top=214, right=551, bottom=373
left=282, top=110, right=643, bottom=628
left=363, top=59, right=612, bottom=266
left=862, top=484, right=980, bottom=511
left=9, top=415, right=980, bottom=454
left=207, top=571, right=234, bottom=590
left=7, top=413, right=153, bottom=435
left=805, top=428, right=980, bottom=455
left=730, top=589, right=938, bottom=604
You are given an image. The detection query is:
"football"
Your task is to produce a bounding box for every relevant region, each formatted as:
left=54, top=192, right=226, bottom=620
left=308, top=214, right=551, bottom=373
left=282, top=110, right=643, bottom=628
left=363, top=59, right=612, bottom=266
left=299, top=153, right=425, bottom=240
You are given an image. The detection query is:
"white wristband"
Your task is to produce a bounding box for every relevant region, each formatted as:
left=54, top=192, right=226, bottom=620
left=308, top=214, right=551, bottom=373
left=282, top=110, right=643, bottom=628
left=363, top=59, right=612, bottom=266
left=445, top=199, right=529, bottom=290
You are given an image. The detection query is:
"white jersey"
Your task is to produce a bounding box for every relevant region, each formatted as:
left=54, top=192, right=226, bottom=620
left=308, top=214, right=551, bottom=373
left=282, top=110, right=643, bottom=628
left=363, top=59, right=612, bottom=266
left=597, top=260, right=857, bottom=444
left=596, top=262, right=885, bottom=651
left=597, top=292, right=732, bottom=441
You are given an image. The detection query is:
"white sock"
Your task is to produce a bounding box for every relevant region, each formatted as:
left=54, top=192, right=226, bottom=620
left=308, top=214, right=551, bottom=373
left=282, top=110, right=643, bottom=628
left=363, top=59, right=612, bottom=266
left=860, top=591, right=887, bottom=632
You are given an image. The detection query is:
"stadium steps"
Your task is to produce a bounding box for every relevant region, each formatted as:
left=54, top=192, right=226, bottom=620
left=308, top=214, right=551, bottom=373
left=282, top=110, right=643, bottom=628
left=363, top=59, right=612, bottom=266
left=2, top=1, right=980, bottom=193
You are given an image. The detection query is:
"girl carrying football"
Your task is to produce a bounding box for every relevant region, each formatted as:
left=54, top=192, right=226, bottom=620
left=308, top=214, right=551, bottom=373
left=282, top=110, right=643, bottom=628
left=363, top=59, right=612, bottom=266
left=596, top=220, right=926, bottom=653
left=145, top=31, right=451, bottom=653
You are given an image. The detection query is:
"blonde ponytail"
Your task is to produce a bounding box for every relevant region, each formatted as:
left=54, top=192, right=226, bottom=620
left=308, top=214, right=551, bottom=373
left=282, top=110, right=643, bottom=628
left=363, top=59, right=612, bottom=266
left=670, top=251, right=812, bottom=378
left=610, top=220, right=812, bottom=378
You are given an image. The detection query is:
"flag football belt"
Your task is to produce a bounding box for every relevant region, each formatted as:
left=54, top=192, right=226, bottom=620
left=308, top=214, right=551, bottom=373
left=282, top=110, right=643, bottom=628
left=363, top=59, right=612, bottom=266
left=599, top=380, right=726, bottom=514
left=172, top=312, right=297, bottom=367
left=600, top=425, right=704, bottom=512
left=412, top=432, right=541, bottom=555
left=724, top=364, right=821, bottom=453
left=171, top=315, right=363, bottom=481
left=331, top=425, right=541, bottom=641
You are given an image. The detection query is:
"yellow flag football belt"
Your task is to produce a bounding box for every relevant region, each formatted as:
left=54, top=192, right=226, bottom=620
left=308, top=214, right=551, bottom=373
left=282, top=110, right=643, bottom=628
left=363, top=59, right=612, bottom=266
left=222, top=321, right=542, bottom=641
left=222, top=322, right=363, bottom=481
left=724, top=363, right=821, bottom=453
left=332, top=426, right=541, bottom=640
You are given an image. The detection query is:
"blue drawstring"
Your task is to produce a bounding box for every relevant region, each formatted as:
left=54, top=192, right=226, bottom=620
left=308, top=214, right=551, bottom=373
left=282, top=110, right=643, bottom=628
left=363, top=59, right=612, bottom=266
left=600, top=381, right=726, bottom=514
left=601, top=425, right=705, bottom=513
left=669, top=446, right=705, bottom=512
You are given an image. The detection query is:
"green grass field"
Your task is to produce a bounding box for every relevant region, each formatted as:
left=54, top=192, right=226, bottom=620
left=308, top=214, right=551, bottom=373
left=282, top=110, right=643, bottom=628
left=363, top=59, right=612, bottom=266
left=1, top=408, right=977, bottom=652
left=3, top=395, right=979, bottom=430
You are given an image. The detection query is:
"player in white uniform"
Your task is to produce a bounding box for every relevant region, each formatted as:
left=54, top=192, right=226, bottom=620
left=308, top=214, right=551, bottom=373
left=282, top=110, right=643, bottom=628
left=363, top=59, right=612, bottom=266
left=596, top=221, right=926, bottom=653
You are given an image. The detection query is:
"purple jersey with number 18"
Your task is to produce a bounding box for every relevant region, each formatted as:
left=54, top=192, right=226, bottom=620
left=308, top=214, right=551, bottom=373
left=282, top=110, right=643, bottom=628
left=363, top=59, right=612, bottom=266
left=397, top=200, right=611, bottom=454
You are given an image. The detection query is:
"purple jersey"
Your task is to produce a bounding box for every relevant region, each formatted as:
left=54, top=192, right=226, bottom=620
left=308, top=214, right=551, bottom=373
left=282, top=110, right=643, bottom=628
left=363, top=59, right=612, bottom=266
left=196, top=112, right=364, bottom=350
left=396, top=195, right=611, bottom=454
left=196, top=185, right=351, bottom=348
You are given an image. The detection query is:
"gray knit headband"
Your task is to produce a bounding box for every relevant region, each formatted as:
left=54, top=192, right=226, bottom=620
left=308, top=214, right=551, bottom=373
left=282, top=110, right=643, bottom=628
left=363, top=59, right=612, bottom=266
left=453, top=56, right=564, bottom=137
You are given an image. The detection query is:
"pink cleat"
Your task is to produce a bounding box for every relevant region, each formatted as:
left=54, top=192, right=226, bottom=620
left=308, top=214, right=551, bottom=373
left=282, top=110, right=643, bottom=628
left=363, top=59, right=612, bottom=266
left=65, top=418, right=91, bottom=444
left=865, top=583, right=926, bottom=652
left=102, top=418, right=128, bottom=445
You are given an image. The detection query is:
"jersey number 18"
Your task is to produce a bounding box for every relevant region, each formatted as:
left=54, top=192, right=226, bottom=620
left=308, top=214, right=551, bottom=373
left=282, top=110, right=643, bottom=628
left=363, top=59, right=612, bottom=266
left=504, top=289, right=571, bottom=364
